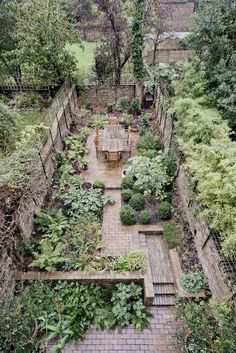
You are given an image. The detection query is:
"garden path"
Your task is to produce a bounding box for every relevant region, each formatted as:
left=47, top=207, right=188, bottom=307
left=62, top=130, right=179, bottom=353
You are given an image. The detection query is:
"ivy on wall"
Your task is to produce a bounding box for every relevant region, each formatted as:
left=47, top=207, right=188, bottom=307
left=130, top=0, right=145, bottom=83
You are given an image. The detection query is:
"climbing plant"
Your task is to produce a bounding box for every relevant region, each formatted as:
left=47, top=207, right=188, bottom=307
left=130, top=0, right=145, bottom=83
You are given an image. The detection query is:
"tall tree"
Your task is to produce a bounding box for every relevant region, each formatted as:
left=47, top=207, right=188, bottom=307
left=145, top=0, right=171, bottom=66
left=187, top=0, right=236, bottom=131
left=93, top=0, right=131, bottom=84
left=0, top=0, right=21, bottom=85
left=14, top=0, right=80, bottom=83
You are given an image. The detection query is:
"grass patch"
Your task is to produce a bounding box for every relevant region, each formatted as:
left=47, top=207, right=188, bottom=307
left=16, top=110, right=42, bottom=132
left=66, top=41, right=97, bottom=76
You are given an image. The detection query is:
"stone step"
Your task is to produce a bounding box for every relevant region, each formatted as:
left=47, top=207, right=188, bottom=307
left=153, top=295, right=176, bottom=306
left=154, top=283, right=175, bottom=295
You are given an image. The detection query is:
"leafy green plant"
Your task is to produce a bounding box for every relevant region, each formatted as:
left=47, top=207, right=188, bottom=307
left=117, top=96, right=130, bottom=111
left=129, top=193, right=145, bottom=211
left=13, top=92, right=43, bottom=110
left=175, top=298, right=236, bottom=353
left=127, top=155, right=171, bottom=197
left=163, top=222, right=182, bottom=249
left=120, top=206, right=136, bottom=226
left=88, top=115, right=108, bottom=129
left=121, top=189, right=133, bottom=203
left=139, top=113, right=153, bottom=135
left=140, top=209, right=152, bottom=224
left=62, top=188, right=114, bottom=222
left=158, top=201, right=172, bottom=220
left=137, top=132, right=162, bottom=157
left=0, top=103, right=18, bottom=153
left=110, top=283, right=148, bottom=329
left=120, top=113, right=133, bottom=126
left=93, top=180, right=105, bottom=190
left=30, top=239, right=68, bottom=272
left=64, top=135, right=88, bottom=161
left=181, top=272, right=208, bottom=293
left=107, top=103, right=114, bottom=113
left=0, top=281, right=149, bottom=352
left=121, top=176, right=135, bottom=190
left=162, top=153, right=177, bottom=178
left=115, top=251, right=145, bottom=273
left=35, top=210, right=69, bottom=242
left=127, top=98, right=140, bottom=115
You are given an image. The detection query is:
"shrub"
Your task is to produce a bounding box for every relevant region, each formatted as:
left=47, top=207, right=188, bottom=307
left=121, top=189, right=133, bottom=203
left=163, top=222, right=182, bottom=249
left=162, top=153, right=177, bottom=177
left=13, top=92, right=43, bottom=109
left=140, top=209, right=152, bottom=224
left=139, top=113, right=153, bottom=135
left=117, top=96, right=130, bottom=111
left=121, top=176, right=135, bottom=190
left=107, top=103, right=114, bottom=113
left=115, top=251, right=146, bottom=273
left=120, top=206, right=136, bottom=225
left=93, top=180, right=105, bottom=190
left=164, top=191, right=172, bottom=203
left=137, top=132, right=162, bottom=154
left=128, top=98, right=140, bottom=115
left=0, top=103, right=18, bottom=153
left=175, top=299, right=236, bottom=353
left=158, top=201, right=172, bottom=220
left=181, top=271, right=208, bottom=293
left=129, top=193, right=145, bottom=211
left=88, top=115, right=108, bottom=129
left=127, top=156, right=171, bottom=197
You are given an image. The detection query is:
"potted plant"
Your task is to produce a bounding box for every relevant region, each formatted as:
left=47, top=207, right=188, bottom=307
left=81, top=181, right=92, bottom=190
left=120, top=114, right=133, bottom=129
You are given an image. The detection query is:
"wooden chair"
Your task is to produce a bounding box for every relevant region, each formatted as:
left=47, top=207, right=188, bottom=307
left=107, top=151, right=120, bottom=166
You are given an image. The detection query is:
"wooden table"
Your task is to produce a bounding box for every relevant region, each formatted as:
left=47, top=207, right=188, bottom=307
left=101, top=125, right=127, bottom=152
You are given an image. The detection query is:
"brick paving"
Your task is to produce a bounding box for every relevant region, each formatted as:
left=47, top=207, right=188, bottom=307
left=62, top=128, right=179, bottom=353
left=62, top=307, right=178, bottom=353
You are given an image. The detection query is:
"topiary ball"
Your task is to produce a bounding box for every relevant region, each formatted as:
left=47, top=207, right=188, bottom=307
left=120, top=206, right=136, bottom=225
left=158, top=201, right=172, bottom=220
left=129, top=193, right=145, bottom=211
left=121, top=189, right=133, bottom=203
left=121, top=176, right=135, bottom=190
left=140, top=209, right=152, bottom=224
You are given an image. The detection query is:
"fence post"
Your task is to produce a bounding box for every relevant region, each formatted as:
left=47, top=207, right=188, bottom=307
left=63, top=100, right=70, bottom=130
left=56, top=113, right=63, bottom=145
left=38, top=151, right=48, bottom=180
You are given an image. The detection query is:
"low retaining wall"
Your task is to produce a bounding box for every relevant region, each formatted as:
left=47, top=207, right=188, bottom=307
left=155, top=86, right=232, bottom=300
left=16, top=270, right=154, bottom=306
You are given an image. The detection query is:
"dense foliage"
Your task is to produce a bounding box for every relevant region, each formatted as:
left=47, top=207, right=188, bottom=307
left=172, top=65, right=236, bottom=259
left=181, top=272, right=207, bottom=294
left=176, top=299, right=236, bottom=353
left=0, top=281, right=148, bottom=353
left=0, top=0, right=80, bottom=84
left=186, top=0, right=236, bottom=131
left=130, top=0, right=145, bottom=83
left=0, top=103, right=18, bottom=153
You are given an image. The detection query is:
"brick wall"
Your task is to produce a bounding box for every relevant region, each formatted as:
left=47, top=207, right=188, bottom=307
left=78, top=85, right=136, bottom=109
left=155, top=86, right=231, bottom=300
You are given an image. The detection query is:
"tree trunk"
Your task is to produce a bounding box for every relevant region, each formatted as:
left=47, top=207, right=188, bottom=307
left=152, top=42, right=158, bottom=66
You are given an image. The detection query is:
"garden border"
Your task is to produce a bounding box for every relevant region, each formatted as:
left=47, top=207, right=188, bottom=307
left=155, top=85, right=235, bottom=300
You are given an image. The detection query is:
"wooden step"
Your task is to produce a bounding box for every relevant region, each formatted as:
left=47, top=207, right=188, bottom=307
left=153, top=295, right=175, bottom=306
left=154, top=283, right=175, bottom=295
